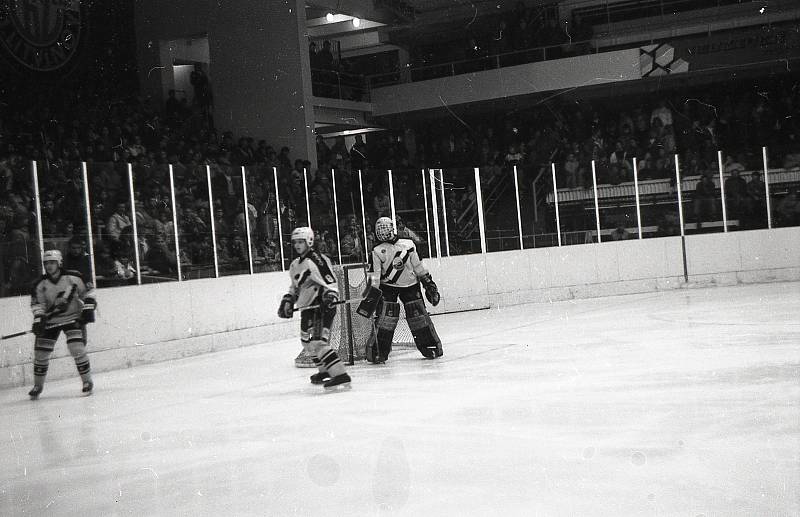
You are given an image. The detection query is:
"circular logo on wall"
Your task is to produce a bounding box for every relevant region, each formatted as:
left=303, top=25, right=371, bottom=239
left=0, top=0, right=84, bottom=73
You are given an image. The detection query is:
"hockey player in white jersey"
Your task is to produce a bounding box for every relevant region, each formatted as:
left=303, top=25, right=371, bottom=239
left=366, top=217, right=442, bottom=363
left=278, top=227, right=351, bottom=389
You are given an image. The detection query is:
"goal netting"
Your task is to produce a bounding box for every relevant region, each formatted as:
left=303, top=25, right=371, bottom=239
left=331, top=263, right=415, bottom=364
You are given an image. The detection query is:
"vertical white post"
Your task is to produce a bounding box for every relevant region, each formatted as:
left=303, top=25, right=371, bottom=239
left=80, top=162, right=97, bottom=287
left=674, top=155, right=685, bottom=237
left=127, top=164, right=142, bottom=285
left=303, top=167, right=311, bottom=228
left=358, top=169, right=369, bottom=264
left=388, top=169, right=397, bottom=226
left=762, top=146, right=772, bottom=229
left=591, top=160, right=602, bottom=243
left=273, top=167, right=285, bottom=271
left=429, top=169, right=442, bottom=259
left=513, top=165, right=524, bottom=250
left=206, top=165, right=220, bottom=278
left=633, top=158, right=643, bottom=239
left=473, top=167, right=487, bottom=254
left=31, top=161, right=44, bottom=272
left=241, top=166, right=254, bottom=275
left=717, top=150, right=728, bottom=232
left=168, top=165, right=182, bottom=281
left=438, top=169, right=450, bottom=256
left=332, top=168, right=343, bottom=265
left=421, top=168, right=433, bottom=257
left=551, top=163, right=562, bottom=247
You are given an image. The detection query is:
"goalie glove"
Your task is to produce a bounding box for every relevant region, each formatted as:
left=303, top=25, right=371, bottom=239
left=278, top=294, right=295, bottom=319
left=420, top=273, right=440, bottom=306
left=81, top=297, right=97, bottom=324
left=321, top=290, right=339, bottom=312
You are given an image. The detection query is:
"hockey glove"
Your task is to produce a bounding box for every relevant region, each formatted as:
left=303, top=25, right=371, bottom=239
left=420, top=273, right=440, bottom=306
left=278, top=294, right=295, bottom=319
left=32, top=316, right=45, bottom=337
left=81, top=297, right=97, bottom=324
left=321, top=290, right=339, bottom=312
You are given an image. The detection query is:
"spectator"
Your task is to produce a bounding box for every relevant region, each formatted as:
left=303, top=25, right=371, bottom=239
left=724, top=169, right=747, bottom=222
left=775, top=189, right=800, bottom=227
left=745, top=171, right=767, bottom=228
left=373, top=188, right=391, bottom=218
left=144, top=234, right=177, bottom=275
left=107, top=202, right=131, bottom=241
left=63, top=235, right=93, bottom=283
left=694, top=172, right=717, bottom=228
left=610, top=224, right=631, bottom=240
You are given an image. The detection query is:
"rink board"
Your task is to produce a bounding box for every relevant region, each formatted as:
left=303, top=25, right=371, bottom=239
left=1, top=227, right=799, bottom=388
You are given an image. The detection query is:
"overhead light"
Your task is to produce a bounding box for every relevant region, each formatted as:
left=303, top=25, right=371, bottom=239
left=352, top=17, right=361, bottom=28
left=326, top=12, right=335, bottom=22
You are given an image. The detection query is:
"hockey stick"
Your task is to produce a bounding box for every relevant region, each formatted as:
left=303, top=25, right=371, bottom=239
left=293, top=297, right=366, bottom=313
left=1, top=285, right=78, bottom=340
left=292, top=276, right=374, bottom=313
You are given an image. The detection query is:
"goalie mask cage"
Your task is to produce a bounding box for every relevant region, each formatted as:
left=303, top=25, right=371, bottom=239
left=331, top=263, right=415, bottom=364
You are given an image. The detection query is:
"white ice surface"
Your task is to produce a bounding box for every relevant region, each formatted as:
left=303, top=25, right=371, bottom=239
left=1, top=283, right=799, bottom=517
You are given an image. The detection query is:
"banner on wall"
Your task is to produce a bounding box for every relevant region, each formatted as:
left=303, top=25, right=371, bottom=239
left=0, top=0, right=87, bottom=74
left=640, top=22, right=800, bottom=76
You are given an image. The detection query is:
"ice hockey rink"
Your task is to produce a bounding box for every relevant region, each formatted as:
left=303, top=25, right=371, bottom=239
left=1, top=282, right=798, bottom=516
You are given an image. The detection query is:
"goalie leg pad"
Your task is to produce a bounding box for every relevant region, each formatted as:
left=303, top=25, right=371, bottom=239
left=404, top=299, right=443, bottom=359
left=367, top=301, right=399, bottom=363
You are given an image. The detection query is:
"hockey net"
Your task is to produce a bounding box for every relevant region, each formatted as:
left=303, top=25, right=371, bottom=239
left=331, top=263, right=414, bottom=364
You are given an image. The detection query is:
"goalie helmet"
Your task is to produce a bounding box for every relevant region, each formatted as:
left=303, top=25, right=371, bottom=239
left=43, top=249, right=63, bottom=266
left=291, top=227, right=315, bottom=247
left=375, top=217, right=396, bottom=242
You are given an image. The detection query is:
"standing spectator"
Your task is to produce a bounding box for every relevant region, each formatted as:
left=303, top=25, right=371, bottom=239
left=694, top=172, right=717, bottom=228
left=724, top=169, right=747, bottom=222
left=745, top=171, right=767, bottom=228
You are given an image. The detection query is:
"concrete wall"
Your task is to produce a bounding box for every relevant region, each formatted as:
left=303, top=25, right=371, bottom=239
left=2, top=228, right=799, bottom=389
left=370, top=48, right=642, bottom=116
left=134, top=0, right=316, bottom=163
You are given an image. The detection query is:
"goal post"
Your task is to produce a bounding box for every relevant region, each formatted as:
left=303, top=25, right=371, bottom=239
left=331, top=263, right=414, bottom=365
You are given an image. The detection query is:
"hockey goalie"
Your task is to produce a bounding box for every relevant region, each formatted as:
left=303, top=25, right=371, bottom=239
left=362, top=217, right=443, bottom=363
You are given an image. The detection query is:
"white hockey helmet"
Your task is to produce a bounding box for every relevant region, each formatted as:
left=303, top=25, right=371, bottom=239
left=291, top=227, right=315, bottom=247
left=43, top=249, right=63, bottom=266
left=375, top=217, right=396, bottom=242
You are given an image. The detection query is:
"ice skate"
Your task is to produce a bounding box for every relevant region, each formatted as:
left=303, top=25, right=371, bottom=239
left=28, top=385, right=43, bottom=400
left=294, top=349, right=317, bottom=368
left=82, top=380, right=93, bottom=395
left=310, top=371, right=331, bottom=385
left=323, top=373, right=352, bottom=391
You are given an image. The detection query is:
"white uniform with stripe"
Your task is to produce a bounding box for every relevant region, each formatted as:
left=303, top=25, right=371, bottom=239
left=370, top=238, right=428, bottom=288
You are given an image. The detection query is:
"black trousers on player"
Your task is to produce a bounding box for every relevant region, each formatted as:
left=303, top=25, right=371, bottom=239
left=379, top=283, right=424, bottom=305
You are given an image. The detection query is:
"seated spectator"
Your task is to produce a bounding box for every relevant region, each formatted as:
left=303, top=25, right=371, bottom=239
left=397, top=217, right=422, bottom=244
left=106, top=202, right=131, bottom=241
left=144, top=234, right=177, bottom=275
left=63, top=235, right=93, bottom=282
left=610, top=224, right=631, bottom=240
left=93, top=243, right=117, bottom=279
left=775, top=189, right=800, bottom=227
left=112, top=252, right=137, bottom=281
left=373, top=188, right=391, bottom=218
